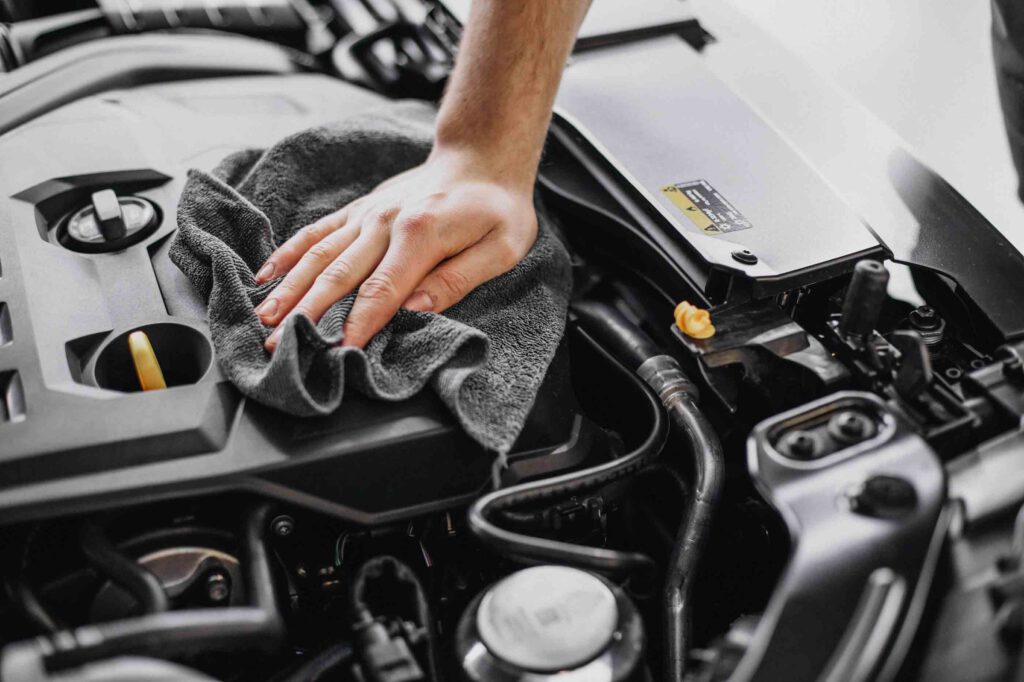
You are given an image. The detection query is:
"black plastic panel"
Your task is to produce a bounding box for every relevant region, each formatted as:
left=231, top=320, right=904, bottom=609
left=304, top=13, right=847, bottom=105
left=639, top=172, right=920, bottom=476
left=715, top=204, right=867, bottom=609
left=0, top=73, right=597, bottom=525
left=553, top=37, right=886, bottom=297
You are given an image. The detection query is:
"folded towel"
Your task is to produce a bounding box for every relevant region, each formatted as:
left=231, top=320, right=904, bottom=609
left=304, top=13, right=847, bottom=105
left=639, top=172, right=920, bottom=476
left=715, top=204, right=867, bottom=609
left=169, top=101, right=572, bottom=454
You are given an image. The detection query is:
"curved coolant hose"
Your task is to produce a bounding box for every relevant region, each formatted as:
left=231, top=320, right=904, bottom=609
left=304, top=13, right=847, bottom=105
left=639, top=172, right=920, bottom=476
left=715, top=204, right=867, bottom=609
left=80, top=520, right=169, bottom=615
left=661, top=391, right=724, bottom=682
left=573, top=301, right=725, bottom=682
left=0, top=505, right=284, bottom=674
left=467, top=328, right=669, bottom=581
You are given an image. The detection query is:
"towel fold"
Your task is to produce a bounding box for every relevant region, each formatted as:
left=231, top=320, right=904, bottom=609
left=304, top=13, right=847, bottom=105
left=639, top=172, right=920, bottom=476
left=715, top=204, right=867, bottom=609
left=170, top=101, right=572, bottom=454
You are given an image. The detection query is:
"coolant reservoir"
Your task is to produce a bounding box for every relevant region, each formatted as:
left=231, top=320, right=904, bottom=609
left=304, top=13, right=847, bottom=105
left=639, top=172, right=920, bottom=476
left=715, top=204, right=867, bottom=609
left=455, top=565, right=644, bottom=681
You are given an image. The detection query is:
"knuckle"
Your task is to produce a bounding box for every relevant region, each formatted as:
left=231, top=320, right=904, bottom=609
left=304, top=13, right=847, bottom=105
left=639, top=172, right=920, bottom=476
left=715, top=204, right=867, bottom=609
left=359, top=271, right=399, bottom=303
left=305, top=241, right=335, bottom=263
left=395, top=210, right=437, bottom=238
left=318, top=259, right=354, bottom=288
left=435, top=267, right=471, bottom=299
left=367, top=206, right=400, bottom=229
left=301, top=222, right=328, bottom=241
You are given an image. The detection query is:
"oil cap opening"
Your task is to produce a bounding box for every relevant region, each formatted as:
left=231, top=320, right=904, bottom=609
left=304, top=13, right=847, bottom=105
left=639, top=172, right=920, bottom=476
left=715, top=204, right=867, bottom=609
left=59, top=189, right=160, bottom=253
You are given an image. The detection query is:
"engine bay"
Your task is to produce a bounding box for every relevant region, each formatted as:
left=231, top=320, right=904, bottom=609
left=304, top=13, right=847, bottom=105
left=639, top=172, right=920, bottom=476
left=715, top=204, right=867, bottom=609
left=2, top=2, right=1024, bottom=681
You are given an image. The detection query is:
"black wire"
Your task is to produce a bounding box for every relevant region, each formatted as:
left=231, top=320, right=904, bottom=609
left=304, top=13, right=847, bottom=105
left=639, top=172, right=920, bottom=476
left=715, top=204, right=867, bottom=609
left=80, top=520, right=169, bottom=615
left=5, top=524, right=61, bottom=633
left=467, top=328, right=668, bottom=581
left=4, top=504, right=284, bottom=672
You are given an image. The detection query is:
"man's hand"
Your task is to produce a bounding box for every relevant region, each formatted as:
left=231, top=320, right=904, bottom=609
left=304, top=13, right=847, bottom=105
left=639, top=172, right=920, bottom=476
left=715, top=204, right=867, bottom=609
left=256, top=148, right=537, bottom=351
left=256, top=0, right=591, bottom=351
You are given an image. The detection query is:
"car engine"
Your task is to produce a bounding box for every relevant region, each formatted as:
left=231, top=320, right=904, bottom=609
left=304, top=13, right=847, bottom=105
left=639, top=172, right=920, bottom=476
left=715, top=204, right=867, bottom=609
left=1, top=2, right=1023, bottom=681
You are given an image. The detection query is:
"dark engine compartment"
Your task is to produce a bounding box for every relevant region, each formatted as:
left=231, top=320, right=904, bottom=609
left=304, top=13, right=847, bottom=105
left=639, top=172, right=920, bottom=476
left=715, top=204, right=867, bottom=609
left=3, top=3, right=1024, bottom=682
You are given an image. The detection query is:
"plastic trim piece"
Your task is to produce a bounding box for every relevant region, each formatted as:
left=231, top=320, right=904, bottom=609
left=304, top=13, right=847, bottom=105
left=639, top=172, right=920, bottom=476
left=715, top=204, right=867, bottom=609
left=0, top=33, right=298, bottom=137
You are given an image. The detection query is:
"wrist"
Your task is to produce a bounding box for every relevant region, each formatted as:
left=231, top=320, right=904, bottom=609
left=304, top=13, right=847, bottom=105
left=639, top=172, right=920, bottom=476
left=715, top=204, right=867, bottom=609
left=428, top=139, right=540, bottom=194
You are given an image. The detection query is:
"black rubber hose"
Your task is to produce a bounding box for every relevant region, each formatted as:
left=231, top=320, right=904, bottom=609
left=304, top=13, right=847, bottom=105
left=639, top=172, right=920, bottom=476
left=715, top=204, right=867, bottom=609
left=571, top=300, right=724, bottom=682
left=662, top=393, right=724, bottom=682
left=4, top=577, right=59, bottom=634
left=5, top=525, right=61, bottom=634
left=1, top=505, right=284, bottom=672
left=571, top=300, right=662, bottom=370
left=467, top=327, right=669, bottom=581
left=80, top=520, right=169, bottom=615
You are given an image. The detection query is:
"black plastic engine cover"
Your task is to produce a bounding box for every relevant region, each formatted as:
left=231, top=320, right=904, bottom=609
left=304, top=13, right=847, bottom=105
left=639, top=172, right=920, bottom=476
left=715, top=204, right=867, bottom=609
left=0, top=73, right=590, bottom=525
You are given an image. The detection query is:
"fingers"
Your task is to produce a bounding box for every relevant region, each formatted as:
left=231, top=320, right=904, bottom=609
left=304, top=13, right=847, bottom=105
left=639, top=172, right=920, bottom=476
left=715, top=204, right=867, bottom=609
left=254, top=206, right=352, bottom=283
left=255, top=223, right=360, bottom=326
left=264, top=212, right=395, bottom=351
left=339, top=211, right=447, bottom=348
left=398, top=233, right=526, bottom=317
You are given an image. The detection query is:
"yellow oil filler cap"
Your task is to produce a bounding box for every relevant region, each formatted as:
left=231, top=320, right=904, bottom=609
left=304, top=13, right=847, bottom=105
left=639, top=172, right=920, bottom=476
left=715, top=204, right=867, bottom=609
left=674, top=301, right=715, bottom=339
left=128, top=331, right=167, bottom=391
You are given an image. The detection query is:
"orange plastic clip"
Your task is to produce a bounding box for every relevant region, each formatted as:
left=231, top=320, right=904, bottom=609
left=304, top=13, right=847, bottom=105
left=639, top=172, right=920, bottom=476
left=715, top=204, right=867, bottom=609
left=674, top=301, right=715, bottom=339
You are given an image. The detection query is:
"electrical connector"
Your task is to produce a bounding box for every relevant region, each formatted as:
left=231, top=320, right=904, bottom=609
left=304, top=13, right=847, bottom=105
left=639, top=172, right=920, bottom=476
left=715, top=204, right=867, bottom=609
left=354, top=618, right=425, bottom=682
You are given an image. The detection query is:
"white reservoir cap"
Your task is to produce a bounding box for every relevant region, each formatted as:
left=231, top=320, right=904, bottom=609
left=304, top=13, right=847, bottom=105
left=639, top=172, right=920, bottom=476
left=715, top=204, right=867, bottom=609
left=476, top=565, right=619, bottom=673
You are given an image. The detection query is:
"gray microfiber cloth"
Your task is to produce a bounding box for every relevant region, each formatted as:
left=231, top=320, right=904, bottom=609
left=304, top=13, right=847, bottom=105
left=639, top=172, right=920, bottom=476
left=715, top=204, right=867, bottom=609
left=169, top=101, right=572, bottom=454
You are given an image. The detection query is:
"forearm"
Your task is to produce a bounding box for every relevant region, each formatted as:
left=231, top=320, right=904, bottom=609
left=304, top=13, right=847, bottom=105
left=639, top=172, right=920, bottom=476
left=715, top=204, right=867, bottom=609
left=433, top=0, right=592, bottom=189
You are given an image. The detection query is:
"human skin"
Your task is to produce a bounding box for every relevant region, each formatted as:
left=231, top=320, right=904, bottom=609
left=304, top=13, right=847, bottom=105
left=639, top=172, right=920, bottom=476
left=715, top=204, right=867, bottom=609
left=255, top=0, right=592, bottom=351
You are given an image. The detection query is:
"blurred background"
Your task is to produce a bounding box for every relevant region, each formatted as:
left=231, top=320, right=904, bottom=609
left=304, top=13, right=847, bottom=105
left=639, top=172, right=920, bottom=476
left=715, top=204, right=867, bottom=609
left=734, top=0, right=1024, bottom=252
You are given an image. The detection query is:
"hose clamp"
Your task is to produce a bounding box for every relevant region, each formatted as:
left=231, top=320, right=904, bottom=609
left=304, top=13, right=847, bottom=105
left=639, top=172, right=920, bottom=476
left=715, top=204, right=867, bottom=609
left=637, top=355, right=699, bottom=404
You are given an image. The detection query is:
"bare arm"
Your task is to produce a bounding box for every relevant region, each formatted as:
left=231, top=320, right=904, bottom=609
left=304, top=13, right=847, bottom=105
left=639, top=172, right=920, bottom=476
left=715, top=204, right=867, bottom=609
left=256, top=0, right=591, bottom=350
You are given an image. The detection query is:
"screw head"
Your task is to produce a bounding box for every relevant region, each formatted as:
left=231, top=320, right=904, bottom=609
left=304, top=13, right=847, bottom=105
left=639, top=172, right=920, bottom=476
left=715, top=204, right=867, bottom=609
left=731, top=249, right=758, bottom=265
left=206, top=572, right=230, bottom=603
left=778, top=430, right=820, bottom=459
left=828, top=411, right=876, bottom=444
left=271, top=515, right=295, bottom=537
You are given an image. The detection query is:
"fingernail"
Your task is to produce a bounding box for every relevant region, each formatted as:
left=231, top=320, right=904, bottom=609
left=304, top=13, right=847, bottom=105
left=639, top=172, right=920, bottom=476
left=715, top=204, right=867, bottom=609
left=256, top=297, right=279, bottom=319
left=403, top=291, right=433, bottom=313
left=265, top=326, right=281, bottom=350
left=255, top=262, right=275, bottom=282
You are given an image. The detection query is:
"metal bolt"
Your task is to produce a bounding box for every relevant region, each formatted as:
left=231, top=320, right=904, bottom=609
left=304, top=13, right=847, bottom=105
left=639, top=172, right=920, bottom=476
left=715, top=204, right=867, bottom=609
left=908, top=306, right=939, bottom=329
left=271, top=515, right=295, bottom=537
left=206, top=572, right=230, bottom=603
left=731, top=249, right=758, bottom=265
left=908, top=306, right=945, bottom=346
left=828, top=410, right=876, bottom=444
left=778, top=430, right=820, bottom=459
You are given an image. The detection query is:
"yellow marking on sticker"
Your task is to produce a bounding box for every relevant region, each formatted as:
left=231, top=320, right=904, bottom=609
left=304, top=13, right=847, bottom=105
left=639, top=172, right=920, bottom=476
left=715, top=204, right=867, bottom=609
left=128, top=331, right=167, bottom=391
left=661, top=185, right=718, bottom=234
